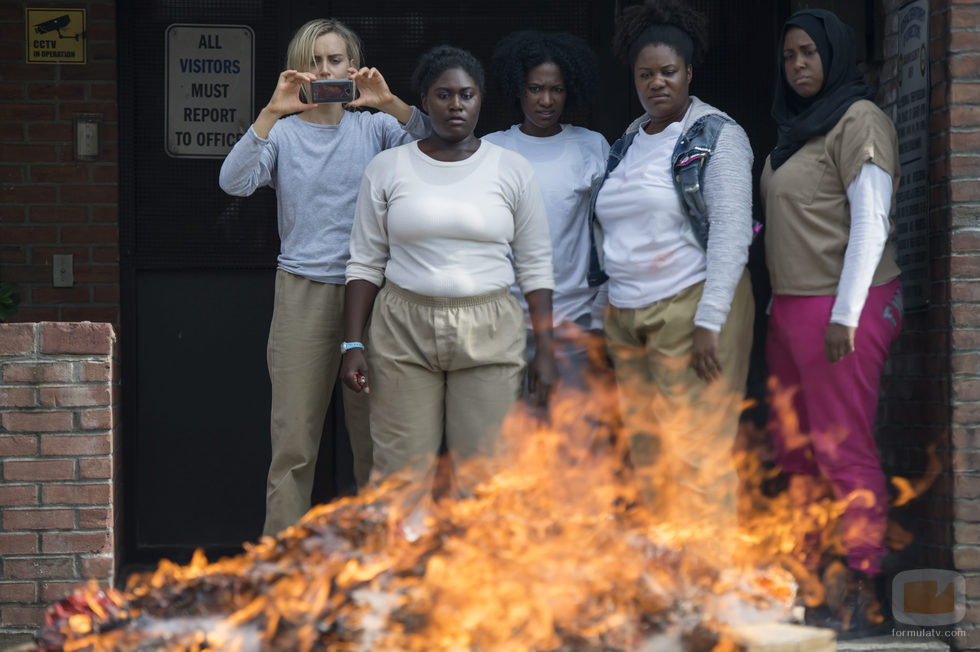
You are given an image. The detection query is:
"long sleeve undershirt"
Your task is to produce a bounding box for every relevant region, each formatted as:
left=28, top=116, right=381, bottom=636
left=831, top=161, right=894, bottom=327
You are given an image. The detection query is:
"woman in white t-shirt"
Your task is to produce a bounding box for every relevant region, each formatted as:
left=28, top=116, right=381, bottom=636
left=593, top=0, right=755, bottom=554
left=482, top=30, right=611, bottom=410
left=340, top=46, right=556, bottom=484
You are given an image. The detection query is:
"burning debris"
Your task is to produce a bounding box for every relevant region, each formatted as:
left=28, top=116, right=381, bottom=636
left=37, top=389, right=800, bottom=652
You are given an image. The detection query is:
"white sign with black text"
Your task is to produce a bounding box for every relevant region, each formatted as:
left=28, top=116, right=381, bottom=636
left=166, top=24, right=254, bottom=158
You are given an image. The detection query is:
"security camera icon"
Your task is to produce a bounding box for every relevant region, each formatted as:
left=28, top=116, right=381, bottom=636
left=35, top=15, right=80, bottom=40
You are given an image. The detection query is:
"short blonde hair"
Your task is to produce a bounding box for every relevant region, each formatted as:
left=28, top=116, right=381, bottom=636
left=285, top=18, right=363, bottom=103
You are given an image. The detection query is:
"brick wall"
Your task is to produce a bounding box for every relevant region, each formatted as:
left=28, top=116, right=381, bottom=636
left=877, top=0, right=980, bottom=648
left=0, top=1, right=120, bottom=326
left=0, top=322, right=118, bottom=647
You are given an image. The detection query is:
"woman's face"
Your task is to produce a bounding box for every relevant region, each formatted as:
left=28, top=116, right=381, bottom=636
left=633, top=43, right=691, bottom=122
left=782, top=27, right=824, bottom=98
left=421, top=67, right=482, bottom=142
left=519, top=61, right=566, bottom=137
left=309, top=31, right=354, bottom=79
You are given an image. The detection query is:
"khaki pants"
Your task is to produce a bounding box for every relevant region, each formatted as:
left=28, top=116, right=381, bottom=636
left=263, top=270, right=372, bottom=536
left=604, top=270, right=753, bottom=545
left=367, top=283, right=525, bottom=480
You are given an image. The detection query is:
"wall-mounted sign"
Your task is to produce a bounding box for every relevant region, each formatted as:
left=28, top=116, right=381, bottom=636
left=25, top=8, right=86, bottom=64
left=894, top=0, right=930, bottom=310
left=165, top=24, right=254, bottom=159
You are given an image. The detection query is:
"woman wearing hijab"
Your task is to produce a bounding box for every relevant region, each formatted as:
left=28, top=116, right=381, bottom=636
left=761, top=8, right=901, bottom=638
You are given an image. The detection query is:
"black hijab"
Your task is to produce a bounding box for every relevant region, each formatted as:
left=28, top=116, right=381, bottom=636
left=769, top=9, right=875, bottom=170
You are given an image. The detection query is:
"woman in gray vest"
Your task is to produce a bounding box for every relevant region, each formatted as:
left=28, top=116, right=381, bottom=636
left=591, top=0, right=755, bottom=561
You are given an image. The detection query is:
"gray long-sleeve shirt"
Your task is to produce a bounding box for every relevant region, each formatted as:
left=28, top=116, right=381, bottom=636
left=219, top=108, right=429, bottom=283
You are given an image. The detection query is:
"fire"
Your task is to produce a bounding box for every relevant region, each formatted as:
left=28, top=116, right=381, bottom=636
left=35, top=376, right=838, bottom=652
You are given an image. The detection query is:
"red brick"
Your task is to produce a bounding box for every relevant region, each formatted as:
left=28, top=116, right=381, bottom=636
left=0, top=64, right=57, bottom=82
left=3, top=459, right=75, bottom=482
left=1, top=605, right=46, bottom=627
left=953, top=329, right=980, bottom=349
left=26, top=122, right=73, bottom=143
left=42, top=483, right=111, bottom=506
left=950, top=281, right=980, bottom=302
left=77, top=507, right=110, bottom=529
left=1, top=103, right=55, bottom=121
left=0, top=82, right=25, bottom=101
left=0, top=484, right=38, bottom=507
left=30, top=165, right=90, bottom=183
left=14, top=307, right=59, bottom=323
left=0, top=165, right=24, bottom=183
left=57, top=101, right=118, bottom=120
left=40, top=581, right=80, bottom=602
left=40, top=435, right=110, bottom=457
left=40, top=322, right=114, bottom=355
left=91, top=166, right=118, bottom=183
left=62, top=306, right=120, bottom=325
left=79, top=408, right=112, bottom=431
left=32, top=247, right=90, bottom=266
left=2, top=509, right=74, bottom=531
left=93, top=285, right=120, bottom=303
left=0, top=386, right=36, bottom=407
left=78, top=362, right=110, bottom=383
left=952, top=8, right=980, bottom=29
left=954, top=545, right=980, bottom=570
left=92, top=246, right=119, bottom=263
left=0, top=143, right=57, bottom=162
left=42, top=531, right=110, bottom=555
left=954, top=351, right=980, bottom=373
left=0, top=533, right=38, bottom=555
left=0, top=323, right=35, bottom=355
left=90, top=83, right=116, bottom=100
left=59, top=185, right=118, bottom=204
left=3, top=556, right=75, bottom=580
left=0, top=225, right=57, bottom=243
left=79, top=554, right=113, bottom=579
left=31, top=286, right=92, bottom=305
left=39, top=385, right=110, bottom=408
left=74, top=265, right=118, bottom=284
left=25, top=82, right=87, bottom=101
left=0, top=435, right=37, bottom=458
left=0, top=205, right=26, bottom=223
left=2, top=362, right=73, bottom=383
left=4, top=184, right=62, bottom=204
left=29, top=206, right=90, bottom=225
left=1, top=411, right=73, bottom=432
left=60, top=225, right=119, bottom=243
left=951, top=156, right=980, bottom=178
left=0, top=582, right=37, bottom=602
left=2, top=266, right=49, bottom=283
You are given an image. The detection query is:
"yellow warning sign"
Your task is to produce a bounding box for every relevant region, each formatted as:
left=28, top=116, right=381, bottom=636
left=26, top=8, right=86, bottom=64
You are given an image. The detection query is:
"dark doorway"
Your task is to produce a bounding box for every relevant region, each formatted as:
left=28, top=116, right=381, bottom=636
left=118, top=0, right=785, bottom=566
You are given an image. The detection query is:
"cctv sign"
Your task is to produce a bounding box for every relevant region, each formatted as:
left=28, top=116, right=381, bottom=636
left=165, top=24, right=254, bottom=158
left=26, top=8, right=86, bottom=64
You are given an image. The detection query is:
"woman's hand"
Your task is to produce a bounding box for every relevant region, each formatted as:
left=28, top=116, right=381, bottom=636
left=824, top=322, right=856, bottom=363
left=528, top=348, right=558, bottom=407
left=348, top=67, right=393, bottom=108
left=266, top=70, right=317, bottom=117
left=253, top=70, right=317, bottom=138
left=691, top=326, right=722, bottom=382
left=340, top=349, right=370, bottom=394
left=347, top=66, right=415, bottom=124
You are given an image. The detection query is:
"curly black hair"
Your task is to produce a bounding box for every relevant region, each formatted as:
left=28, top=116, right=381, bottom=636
left=411, top=45, right=486, bottom=97
left=490, top=30, right=599, bottom=111
left=611, top=0, right=708, bottom=68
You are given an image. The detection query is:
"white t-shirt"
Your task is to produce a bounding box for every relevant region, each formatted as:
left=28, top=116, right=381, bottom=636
left=482, top=124, right=609, bottom=327
left=595, top=119, right=707, bottom=309
left=347, top=140, right=554, bottom=298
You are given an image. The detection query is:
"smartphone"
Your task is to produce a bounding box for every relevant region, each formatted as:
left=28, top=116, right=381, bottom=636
left=310, top=79, right=354, bottom=104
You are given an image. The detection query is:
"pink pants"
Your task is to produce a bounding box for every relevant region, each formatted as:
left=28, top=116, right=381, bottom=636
left=767, top=278, right=902, bottom=575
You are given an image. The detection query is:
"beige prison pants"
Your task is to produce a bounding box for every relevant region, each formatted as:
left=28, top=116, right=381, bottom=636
left=604, top=270, right=754, bottom=543
left=263, top=270, right=372, bottom=536
left=367, top=282, right=525, bottom=480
